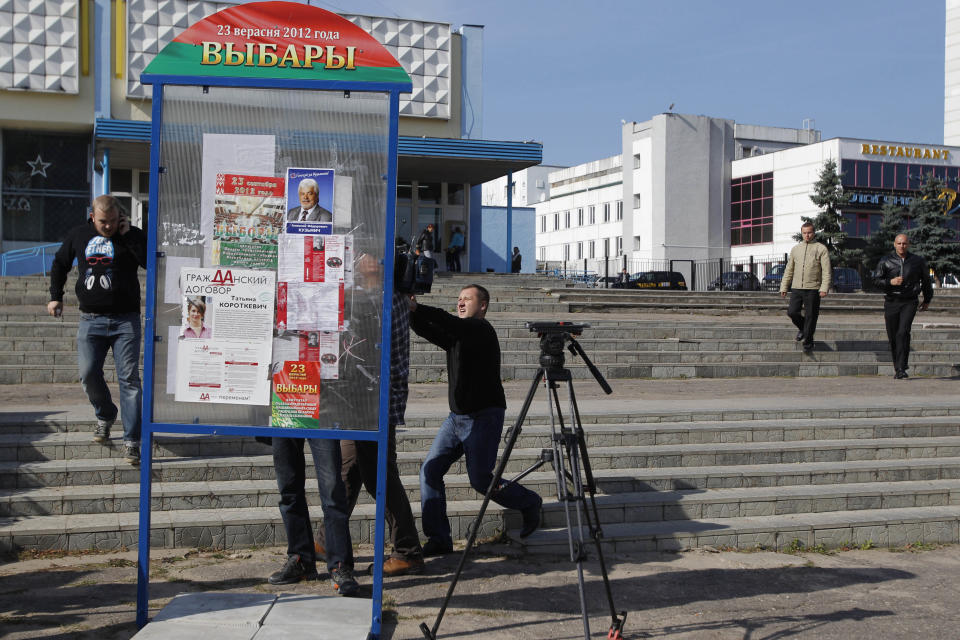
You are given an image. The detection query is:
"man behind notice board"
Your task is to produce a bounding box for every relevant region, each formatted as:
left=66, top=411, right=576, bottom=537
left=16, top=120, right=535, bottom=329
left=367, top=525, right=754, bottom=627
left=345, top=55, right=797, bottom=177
left=47, top=194, right=147, bottom=465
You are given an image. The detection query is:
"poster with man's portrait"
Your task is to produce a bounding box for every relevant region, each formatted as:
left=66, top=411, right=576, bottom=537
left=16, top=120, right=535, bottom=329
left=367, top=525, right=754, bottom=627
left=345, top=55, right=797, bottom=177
left=285, top=168, right=335, bottom=235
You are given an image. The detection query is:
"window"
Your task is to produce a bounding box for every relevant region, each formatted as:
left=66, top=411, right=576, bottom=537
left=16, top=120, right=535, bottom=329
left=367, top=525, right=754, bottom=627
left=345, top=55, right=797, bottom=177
left=730, top=172, right=773, bottom=246
left=563, top=244, right=570, bottom=261
left=588, top=240, right=595, bottom=258
left=603, top=203, right=611, bottom=222
left=540, top=216, right=546, bottom=233
left=616, top=201, right=623, bottom=220
left=577, top=208, right=583, bottom=226
left=538, top=246, right=545, bottom=261
left=576, top=242, right=583, bottom=259
left=564, top=210, right=570, bottom=228
left=588, top=205, right=596, bottom=224
left=553, top=213, right=559, bottom=230
left=603, top=237, right=610, bottom=257
left=634, top=235, right=641, bottom=250
left=633, top=154, right=641, bottom=169
left=633, top=194, right=641, bottom=209
left=616, top=236, right=623, bottom=255
left=536, top=179, right=545, bottom=188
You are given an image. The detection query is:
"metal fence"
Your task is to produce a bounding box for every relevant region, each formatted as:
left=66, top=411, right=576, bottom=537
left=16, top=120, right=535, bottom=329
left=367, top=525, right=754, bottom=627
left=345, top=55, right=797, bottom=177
left=536, top=253, right=790, bottom=290
left=0, top=243, right=61, bottom=276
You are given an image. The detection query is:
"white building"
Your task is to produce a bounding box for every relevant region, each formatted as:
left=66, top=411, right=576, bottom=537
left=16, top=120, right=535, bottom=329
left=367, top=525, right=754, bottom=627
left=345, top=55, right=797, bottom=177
left=536, top=113, right=818, bottom=271
left=947, top=0, right=960, bottom=144
left=481, top=165, right=565, bottom=208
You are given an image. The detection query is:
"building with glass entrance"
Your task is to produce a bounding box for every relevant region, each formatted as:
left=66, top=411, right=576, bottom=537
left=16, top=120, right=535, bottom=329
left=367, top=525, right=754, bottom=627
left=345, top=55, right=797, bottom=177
left=0, top=1, right=540, bottom=273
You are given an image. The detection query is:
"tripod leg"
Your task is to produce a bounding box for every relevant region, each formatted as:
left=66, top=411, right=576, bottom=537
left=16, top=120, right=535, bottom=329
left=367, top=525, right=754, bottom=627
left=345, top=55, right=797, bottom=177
left=566, top=378, right=627, bottom=637
left=420, top=368, right=545, bottom=640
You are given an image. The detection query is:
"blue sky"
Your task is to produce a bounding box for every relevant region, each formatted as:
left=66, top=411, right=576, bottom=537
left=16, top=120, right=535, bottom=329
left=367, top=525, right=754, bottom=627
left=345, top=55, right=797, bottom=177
left=313, top=0, right=946, bottom=167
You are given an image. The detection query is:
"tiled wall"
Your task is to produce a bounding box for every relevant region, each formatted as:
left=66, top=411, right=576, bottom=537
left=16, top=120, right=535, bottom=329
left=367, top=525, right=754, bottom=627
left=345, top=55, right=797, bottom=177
left=0, top=0, right=78, bottom=93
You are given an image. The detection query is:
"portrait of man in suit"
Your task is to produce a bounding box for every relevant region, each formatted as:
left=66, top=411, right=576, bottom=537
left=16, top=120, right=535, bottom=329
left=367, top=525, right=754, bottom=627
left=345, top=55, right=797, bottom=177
left=287, top=178, right=333, bottom=222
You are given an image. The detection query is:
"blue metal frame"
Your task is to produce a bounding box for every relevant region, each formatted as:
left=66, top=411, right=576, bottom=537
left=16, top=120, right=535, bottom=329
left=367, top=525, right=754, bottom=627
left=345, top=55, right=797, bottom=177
left=135, top=69, right=409, bottom=638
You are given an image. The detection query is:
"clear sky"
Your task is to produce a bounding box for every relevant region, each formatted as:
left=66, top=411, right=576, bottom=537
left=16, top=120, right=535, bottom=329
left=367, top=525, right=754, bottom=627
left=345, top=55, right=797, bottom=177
left=312, top=0, right=946, bottom=167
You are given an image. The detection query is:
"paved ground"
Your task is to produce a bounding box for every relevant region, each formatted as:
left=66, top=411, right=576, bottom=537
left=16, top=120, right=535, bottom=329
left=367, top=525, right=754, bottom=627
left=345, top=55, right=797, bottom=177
left=3, top=541, right=960, bottom=639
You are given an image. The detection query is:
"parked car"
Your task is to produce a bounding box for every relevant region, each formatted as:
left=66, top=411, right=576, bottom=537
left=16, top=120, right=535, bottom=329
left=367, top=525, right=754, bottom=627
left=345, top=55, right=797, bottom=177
left=830, top=267, right=862, bottom=293
left=630, top=271, right=688, bottom=290
left=762, top=263, right=785, bottom=291
left=708, top=271, right=761, bottom=291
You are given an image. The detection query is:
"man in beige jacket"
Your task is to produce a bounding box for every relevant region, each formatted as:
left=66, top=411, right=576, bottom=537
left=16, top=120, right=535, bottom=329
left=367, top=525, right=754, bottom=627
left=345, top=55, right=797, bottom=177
left=780, top=222, right=831, bottom=353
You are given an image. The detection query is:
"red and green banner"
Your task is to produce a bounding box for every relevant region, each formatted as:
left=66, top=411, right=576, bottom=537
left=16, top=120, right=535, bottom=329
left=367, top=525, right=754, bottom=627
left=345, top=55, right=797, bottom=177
left=271, top=361, right=322, bottom=429
left=142, top=1, right=410, bottom=85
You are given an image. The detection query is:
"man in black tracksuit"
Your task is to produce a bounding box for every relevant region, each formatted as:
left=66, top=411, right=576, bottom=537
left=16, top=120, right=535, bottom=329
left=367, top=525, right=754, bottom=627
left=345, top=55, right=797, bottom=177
left=872, top=234, right=933, bottom=379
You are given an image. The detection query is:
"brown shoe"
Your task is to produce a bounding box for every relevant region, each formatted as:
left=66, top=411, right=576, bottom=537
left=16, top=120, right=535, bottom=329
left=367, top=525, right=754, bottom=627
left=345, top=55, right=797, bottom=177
left=383, top=555, right=425, bottom=577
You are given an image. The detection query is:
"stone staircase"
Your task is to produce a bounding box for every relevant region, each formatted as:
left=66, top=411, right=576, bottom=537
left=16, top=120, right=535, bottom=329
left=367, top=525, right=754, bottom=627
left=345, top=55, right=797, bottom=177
left=4, top=403, right=960, bottom=554
left=4, top=271, right=960, bottom=556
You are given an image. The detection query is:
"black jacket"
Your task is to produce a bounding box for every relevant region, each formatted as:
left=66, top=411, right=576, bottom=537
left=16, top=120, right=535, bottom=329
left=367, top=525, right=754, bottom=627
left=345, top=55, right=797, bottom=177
left=872, top=251, right=933, bottom=303
left=410, top=303, right=506, bottom=414
left=49, top=220, right=147, bottom=314
left=416, top=228, right=436, bottom=252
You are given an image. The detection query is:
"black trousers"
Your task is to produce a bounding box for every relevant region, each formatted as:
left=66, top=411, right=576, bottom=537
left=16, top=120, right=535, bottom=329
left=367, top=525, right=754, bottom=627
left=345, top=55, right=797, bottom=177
left=884, top=298, right=919, bottom=373
left=317, top=424, right=423, bottom=560
left=787, top=289, right=821, bottom=349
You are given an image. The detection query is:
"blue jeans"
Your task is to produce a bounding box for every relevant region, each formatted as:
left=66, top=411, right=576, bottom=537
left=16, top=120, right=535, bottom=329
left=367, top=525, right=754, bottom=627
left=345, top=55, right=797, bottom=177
left=77, top=312, right=142, bottom=444
left=273, top=437, right=354, bottom=572
left=420, top=407, right=541, bottom=546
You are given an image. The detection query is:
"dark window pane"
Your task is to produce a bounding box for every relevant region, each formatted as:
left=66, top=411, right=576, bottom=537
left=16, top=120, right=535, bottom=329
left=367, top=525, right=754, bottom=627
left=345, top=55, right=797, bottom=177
left=731, top=184, right=741, bottom=202
left=882, top=163, right=894, bottom=188
left=762, top=225, right=772, bottom=243
left=761, top=198, right=770, bottom=216
left=731, top=228, right=741, bottom=245
left=397, top=182, right=413, bottom=203
left=418, top=182, right=441, bottom=204
left=841, top=161, right=854, bottom=186
left=752, top=180, right=762, bottom=199
left=111, top=168, right=132, bottom=192
left=138, top=171, right=150, bottom=194
left=741, top=201, right=751, bottom=220
left=869, top=162, right=882, bottom=187
left=752, top=226, right=763, bottom=244
left=894, top=164, right=907, bottom=190
left=731, top=202, right=741, bottom=221
left=447, top=183, right=465, bottom=205
left=762, top=178, right=772, bottom=198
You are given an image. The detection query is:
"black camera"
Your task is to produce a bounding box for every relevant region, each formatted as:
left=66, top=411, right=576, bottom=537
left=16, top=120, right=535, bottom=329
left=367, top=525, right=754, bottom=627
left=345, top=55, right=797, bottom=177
left=395, top=240, right=434, bottom=294
left=526, top=321, right=589, bottom=335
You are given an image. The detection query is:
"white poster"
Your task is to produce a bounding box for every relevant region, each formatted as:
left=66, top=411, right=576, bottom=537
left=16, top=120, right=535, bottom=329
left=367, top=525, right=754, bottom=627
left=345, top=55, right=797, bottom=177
left=277, top=233, right=346, bottom=283
left=201, top=134, right=276, bottom=266
left=175, top=266, right=276, bottom=405
left=275, top=281, right=344, bottom=333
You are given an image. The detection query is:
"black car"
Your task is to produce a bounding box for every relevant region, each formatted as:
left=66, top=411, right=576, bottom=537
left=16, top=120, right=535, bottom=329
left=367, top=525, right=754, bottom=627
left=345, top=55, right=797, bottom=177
left=708, top=271, right=761, bottom=291
left=629, top=271, right=688, bottom=290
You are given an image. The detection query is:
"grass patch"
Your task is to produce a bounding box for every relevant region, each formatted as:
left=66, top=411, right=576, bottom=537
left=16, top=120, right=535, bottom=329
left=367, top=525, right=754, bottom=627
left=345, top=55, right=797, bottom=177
left=783, top=539, right=831, bottom=555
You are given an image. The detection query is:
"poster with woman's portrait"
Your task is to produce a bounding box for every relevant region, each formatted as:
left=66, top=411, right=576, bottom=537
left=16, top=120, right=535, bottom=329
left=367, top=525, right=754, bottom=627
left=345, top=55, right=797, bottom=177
left=181, top=296, right=213, bottom=339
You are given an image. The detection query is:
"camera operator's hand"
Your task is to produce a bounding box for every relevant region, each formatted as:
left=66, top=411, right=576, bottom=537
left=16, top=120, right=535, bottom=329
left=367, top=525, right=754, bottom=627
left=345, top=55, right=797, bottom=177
left=407, top=294, right=417, bottom=312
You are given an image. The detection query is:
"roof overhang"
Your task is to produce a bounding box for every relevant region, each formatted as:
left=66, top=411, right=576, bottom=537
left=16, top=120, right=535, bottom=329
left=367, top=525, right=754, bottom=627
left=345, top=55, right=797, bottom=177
left=95, top=119, right=542, bottom=184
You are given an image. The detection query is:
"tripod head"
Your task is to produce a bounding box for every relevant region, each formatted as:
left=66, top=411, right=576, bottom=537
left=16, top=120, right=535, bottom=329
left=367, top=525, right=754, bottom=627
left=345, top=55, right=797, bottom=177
left=526, top=322, right=613, bottom=395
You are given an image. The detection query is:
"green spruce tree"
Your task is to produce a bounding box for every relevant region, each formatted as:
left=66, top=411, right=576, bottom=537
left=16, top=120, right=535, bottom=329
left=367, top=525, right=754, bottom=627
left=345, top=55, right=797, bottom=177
left=905, top=173, right=960, bottom=282
left=794, top=159, right=855, bottom=265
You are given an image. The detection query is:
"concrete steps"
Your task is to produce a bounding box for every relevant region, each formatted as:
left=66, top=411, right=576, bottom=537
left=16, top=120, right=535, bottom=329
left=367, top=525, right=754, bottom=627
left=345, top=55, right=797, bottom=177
left=6, top=406, right=960, bottom=553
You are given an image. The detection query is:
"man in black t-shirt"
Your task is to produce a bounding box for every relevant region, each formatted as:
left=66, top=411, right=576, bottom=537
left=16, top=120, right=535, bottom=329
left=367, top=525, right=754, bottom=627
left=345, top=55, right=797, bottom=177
left=409, top=284, right=542, bottom=556
left=48, top=195, right=146, bottom=464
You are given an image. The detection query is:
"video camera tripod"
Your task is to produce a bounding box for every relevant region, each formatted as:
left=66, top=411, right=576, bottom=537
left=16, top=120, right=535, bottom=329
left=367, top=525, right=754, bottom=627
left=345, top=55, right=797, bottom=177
left=420, top=321, right=627, bottom=640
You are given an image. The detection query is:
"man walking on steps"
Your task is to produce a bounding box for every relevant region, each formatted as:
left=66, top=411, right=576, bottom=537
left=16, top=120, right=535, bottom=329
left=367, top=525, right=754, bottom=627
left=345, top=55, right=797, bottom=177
left=48, top=195, right=146, bottom=465
left=872, top=233, right=933, bottom=379
left=780, top=221, right=831, bottom=354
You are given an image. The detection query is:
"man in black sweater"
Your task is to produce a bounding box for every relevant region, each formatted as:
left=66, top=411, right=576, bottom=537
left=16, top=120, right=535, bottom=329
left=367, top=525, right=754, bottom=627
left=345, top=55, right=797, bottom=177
left=872, top=233, right=933, bottom=379
left=48, top=195, right=147, bottom=464
left=409, top=284, right=542, bottom=556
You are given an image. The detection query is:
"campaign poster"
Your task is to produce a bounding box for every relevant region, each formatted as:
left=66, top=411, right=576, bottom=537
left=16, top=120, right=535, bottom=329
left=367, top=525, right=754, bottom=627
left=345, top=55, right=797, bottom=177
left=275, top=281, right=344, bottom=333
left=272, top=331, right=339, bottom=380
left=271, top=361, right=323, bottom=429
left=285, top=168, right=335, bottom=235
left=175, top=267, right=276, bottom=405
left=277, top=234, right=346, bottom=283
left=212, top=173, right=285, bottom=269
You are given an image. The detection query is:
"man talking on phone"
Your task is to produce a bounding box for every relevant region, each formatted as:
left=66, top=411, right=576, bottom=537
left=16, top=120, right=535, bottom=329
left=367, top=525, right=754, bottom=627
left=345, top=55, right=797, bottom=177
left=48, top=195, right=147, bottom=464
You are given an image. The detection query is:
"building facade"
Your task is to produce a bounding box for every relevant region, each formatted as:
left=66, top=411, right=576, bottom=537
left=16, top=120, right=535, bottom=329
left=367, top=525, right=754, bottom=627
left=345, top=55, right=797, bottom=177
left=0, top=1, right=540, bottom=273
